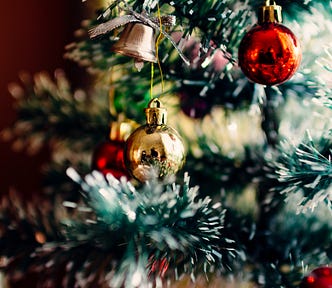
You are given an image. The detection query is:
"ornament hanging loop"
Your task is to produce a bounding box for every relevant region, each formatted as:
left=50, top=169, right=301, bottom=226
left=144, top=98, right=167, bottom=125
left=259, top=0, right=282, bottom=24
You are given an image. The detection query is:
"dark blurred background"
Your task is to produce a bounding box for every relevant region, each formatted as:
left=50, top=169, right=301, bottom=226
left=0, top=0, right=99, bottom=198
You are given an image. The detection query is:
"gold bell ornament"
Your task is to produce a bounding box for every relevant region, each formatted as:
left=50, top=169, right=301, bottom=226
left=111, top=22, right=157, bottom=63
left=89, top=12, right=190, bottom=67
left=124, top=98, right=186, bottom=182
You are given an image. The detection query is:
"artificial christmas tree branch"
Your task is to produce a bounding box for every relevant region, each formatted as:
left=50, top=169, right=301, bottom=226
left=0, top=171, right=235, bottom=287
left=1, top=0, right=332, bottom=287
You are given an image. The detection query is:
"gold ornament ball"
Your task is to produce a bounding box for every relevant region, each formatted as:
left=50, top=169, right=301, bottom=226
left=124, top=98, right=186, bottom=182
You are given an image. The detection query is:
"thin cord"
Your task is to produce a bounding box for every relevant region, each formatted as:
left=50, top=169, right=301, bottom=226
left=155, top=3, right=165, bottom=93
left=150, top=3, right=165, bottom=99
left=150, top=62, right=154, bottom=99
left=108, top=68, right=117, bottom=116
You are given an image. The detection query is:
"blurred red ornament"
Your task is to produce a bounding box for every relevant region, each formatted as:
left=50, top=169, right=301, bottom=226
left=179, top=84, right=212, bottom=119
left=91, top=121, right=135, bottom=179
left=238, top=1, right=301, bottom=86
left=149, top=257, right=169, bottom=278
left=92, top=140, right=128, bottom=179
left=300, top=266, right=332, bottom=288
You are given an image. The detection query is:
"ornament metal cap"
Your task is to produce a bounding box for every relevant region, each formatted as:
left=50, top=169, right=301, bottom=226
left=259, top=0, right=282, bottom=24
left=144, top=98, right=167, bottom=125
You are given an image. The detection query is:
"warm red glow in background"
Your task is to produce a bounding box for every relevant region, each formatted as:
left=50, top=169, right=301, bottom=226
left=0, top=0, right=94, bottom=198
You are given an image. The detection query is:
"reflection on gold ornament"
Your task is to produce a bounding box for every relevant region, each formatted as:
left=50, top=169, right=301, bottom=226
left=124, top=98, right=186, bottom=182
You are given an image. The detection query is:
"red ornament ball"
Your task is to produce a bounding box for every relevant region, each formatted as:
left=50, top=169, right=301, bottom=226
left=238, top=22, right=301, bottom=86
left=179, top=85, right=212, bottom=119
left=300, top=266, right=332, bottom=288
left=91, top=140, right=129, bottom=179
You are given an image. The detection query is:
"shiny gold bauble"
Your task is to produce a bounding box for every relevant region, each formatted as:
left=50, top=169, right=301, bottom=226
left=124, top=98, right=186, bottom=182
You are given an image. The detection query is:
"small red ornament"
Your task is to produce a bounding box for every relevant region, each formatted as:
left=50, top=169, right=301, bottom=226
left=92, top=121, right=135, bottom=179
left=92, top=140, right=128, bottom=179
left=300, top=266, right=332, bottom=288
left=238, top=1, right=301, bottom=86
left=149, top=258, right=169, bottom=278
left=179, top=84, right=212, bottom=119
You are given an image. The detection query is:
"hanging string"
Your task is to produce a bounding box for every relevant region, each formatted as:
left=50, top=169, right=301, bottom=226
left=155, top=3, right=165, bottom=93
left=150, top=62, right=155, bottom=99
left=108, top=68, right=117, bottom=117
left=150, top=3, right=165, bottom=99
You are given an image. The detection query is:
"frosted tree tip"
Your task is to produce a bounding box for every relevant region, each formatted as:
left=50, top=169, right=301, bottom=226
left=66, top=167, right=81, bottom=182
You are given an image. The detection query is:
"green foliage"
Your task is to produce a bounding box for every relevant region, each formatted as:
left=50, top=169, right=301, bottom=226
left=0, top=171, right=233, bottom=287
left=1, top=0, right=332, bottom=286
left=65, top=168, right=231, bottom=286
left=248, top=192, right=332, bottom=288
left=0, top=190, right=67, bottom=286
left=3, top=70, right=110, bottom=153
left=64, top=0, right=332, bottom=122
left=269, top=131, right=332, bottom=213
left=184, top=144, right=265, bottom=198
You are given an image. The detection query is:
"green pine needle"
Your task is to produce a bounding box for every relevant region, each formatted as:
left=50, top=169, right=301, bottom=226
left=270, top=131, right=332, bottom=213
left=65, top=168, right=232, bottom=286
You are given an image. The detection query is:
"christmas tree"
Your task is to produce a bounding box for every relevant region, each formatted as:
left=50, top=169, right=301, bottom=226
left=1, top=0, right=332, bottom=287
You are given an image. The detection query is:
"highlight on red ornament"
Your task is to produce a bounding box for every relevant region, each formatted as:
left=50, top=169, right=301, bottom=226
left=300, top=266, right=332, bottom=288
left=238, top=0, right=301, bottom=86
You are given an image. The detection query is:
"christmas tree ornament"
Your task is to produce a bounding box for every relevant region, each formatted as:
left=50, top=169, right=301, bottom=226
left=238, top=0, right=301, bottom=86
left=124, top=98, right=185, bottom=182
left=300, top=266, right=332, bottom=288
left=111, top=22, right=158, bottom=64
left=89, top=12, right=189, bottom=66
left=179, top=84, right=213, bottom=119
left=91, top=121, right=135, bottom=179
